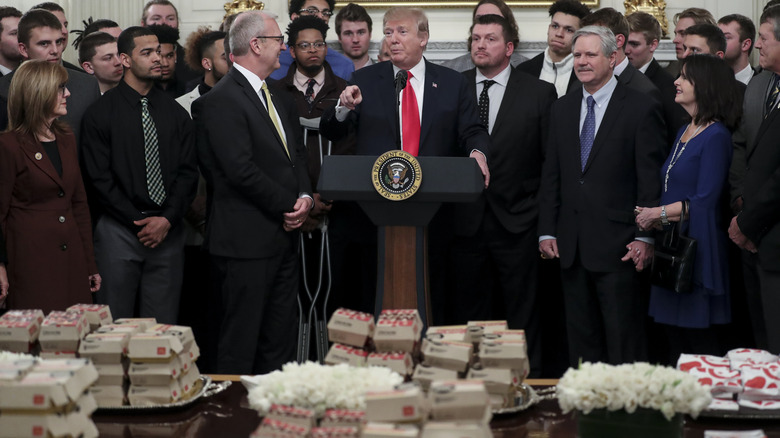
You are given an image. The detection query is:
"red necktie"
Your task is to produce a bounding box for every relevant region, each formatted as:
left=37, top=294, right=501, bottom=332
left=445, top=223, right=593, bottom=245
left=402, top=71, right=420, bottom=156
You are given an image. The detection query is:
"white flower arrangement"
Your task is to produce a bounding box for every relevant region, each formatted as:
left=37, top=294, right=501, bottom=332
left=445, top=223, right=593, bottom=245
left=0, top=350, right=35, bottom=362
left=244, top=361, right=404, bottom=416
left=557, top=362, right=712, bottom=421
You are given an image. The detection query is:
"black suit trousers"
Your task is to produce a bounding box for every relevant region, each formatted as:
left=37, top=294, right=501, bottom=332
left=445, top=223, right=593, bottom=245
left=212, top=236, right=299, bottom=375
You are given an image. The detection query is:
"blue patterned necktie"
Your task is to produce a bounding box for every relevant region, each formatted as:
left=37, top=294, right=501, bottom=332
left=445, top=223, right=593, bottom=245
left=141, top=97, right=166, bottom=205
left=580, top=95, right=596, bottom=172
left=766, top=74, right=780, bottom=117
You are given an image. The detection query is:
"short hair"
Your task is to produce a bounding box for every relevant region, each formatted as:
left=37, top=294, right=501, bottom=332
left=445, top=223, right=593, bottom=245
left=572, top=25, right=618, bottom=57
left=30, top=2, right=64, bottom=13
left=383, top=7, right=429, bottom=38
left=289, top=0, right=335, bottom=19
left=718, top=14, right=756, bottom=54
left=147, top=23, right=179, bottom=45
left=221, top=13, right=240, bottom=60
left=684, top=23, right=727, bottom=54
left=6, top=60, right=69, bottom=138
left=761, top=5, right=780, bottom=41
left=230, top=11, right=278, bottom=57
left=765, top=0, right=780, bottom=12
left=184, top=27, right=226, bottom=72
left=142, top=0, right=178, bottom=24
left=548, top=0, right=590, bottom=20
left=18, top=9, right=62, bottom=47
left=287, top=15, right=328, bottom=47
left=581, top=8, right=629, bottom=44
left=71, top=18, right=120, bottom=50
left=335, top=3, right=372, bottom=35
left=626, top=11, right=661, bottom=44
left=673, top=8, right=716, bottom=26
left=679, top=55, right=742, bottom=130
left=0, top=7, right=22, bottom=35
left=117, top=26, right=156, bottom=56
left=469, top=0, right=519, bottom=49
left=78, top=31, right=116, bottom=64
left=470, top=14, right=517, bottom=49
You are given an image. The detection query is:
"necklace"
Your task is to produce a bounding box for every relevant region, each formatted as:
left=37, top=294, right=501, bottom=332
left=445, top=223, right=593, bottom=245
left=664, top=123, right=702, bottom=192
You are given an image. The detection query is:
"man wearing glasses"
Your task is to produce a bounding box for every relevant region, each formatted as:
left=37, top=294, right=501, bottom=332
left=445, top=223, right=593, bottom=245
left=269, top=0, right=354, bottom=81
left=193, top=11, right=312, bottom=374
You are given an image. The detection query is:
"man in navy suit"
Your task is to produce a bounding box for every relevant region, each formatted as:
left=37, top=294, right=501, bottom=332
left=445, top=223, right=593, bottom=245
left=538, top=26, right=665, bottom=365
left=319, top=7, right=489, bottom=323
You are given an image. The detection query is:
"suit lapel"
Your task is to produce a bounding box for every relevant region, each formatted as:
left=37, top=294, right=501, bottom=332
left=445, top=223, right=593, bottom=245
left=751, top=103, right=780, bottom=160
left=19, top=135, right=64, bottom=188
left=420, top=60, right=439, bottom=149
left=230, top=69, right=287, bottom=157
left=492, top=69, right=521, bottom=135
left=377, top=62, right=398, bottom=145
left=583, top=85, right=624, bottom=174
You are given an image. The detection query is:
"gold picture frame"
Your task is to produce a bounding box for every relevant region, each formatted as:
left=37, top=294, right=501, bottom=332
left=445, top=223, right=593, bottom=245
left=335, top=0, right=598, bottom=8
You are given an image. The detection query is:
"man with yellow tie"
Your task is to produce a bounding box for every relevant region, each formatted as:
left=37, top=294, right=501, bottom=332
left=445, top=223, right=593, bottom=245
left=192, top=10, right=312, bottom=374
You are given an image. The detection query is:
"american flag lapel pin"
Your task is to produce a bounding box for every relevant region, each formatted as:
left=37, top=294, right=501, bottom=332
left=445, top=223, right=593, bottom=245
left=432, top=82, right=438, bottom=88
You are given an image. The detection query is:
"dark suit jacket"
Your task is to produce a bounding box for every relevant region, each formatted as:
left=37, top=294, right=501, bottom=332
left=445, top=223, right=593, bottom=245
left=0, top=67, right=100, bottom=142
left=730, top=70, right=775, bottom=208
left=193, top=67, right=311, bottom=259
left=737, top=101, right=780, bottom=269
left=319, top=59, right=490, bottom=159
left=516, top=52, right=580, bottom=96
left=538, top=81, right=666, bottom=272
left=617, top=62, right=662, bottom=104
left=645, top=58, right=687, bottom=147
left=455, top=67, right=557, bottom=236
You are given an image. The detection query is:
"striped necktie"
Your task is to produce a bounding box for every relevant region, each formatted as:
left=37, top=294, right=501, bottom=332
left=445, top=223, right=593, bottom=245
left=141, top=97, right=166, bottom=205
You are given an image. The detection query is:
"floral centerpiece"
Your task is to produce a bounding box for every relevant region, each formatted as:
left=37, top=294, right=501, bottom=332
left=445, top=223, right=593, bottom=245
left=244, top=361, right=404, bottom=416
left=0, top=350, right=35, bottom=362
left=557, top=362, right=712, bottom=438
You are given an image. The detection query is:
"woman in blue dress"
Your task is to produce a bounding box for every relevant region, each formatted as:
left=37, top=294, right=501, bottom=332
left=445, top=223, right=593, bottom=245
left=635, top=55, right=742, bottom=362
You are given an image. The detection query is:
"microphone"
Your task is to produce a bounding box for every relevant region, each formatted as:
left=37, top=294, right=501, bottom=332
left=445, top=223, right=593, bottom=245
left=394, top=70, right=407, bottom=150
left=395, top=70, right=407, bottom=95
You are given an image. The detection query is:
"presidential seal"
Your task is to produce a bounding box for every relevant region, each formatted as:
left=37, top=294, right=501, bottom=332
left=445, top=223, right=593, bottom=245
left=372, top=150, right=422, bottom=201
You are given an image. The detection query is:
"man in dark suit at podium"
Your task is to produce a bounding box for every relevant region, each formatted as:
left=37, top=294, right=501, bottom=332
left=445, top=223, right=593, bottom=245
left=319, top=7, right=490, bottom=324
left=538, top=26, right=665, bottom=365
left=455, top=14, right=556, bottom=377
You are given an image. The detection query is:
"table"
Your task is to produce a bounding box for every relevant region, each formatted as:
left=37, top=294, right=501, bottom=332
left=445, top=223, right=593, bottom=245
left=91, top=377, right=780, bottom=437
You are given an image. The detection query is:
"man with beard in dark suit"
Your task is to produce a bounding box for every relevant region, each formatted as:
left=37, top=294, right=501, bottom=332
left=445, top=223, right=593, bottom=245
left=193, top=11, right=312, bottom=374
left=455, top=14, right=556, bottom=377
left=538, top=26, right=665, bottom=365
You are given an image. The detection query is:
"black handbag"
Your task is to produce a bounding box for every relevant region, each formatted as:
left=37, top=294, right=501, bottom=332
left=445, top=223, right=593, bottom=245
left=650, top=201, right=697, bottom=294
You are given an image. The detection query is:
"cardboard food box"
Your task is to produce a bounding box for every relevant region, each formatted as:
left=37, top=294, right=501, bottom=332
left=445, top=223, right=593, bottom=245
left=425, top=325, right=468, bottom=343
left=38, top=311, right=89, bottom=352
left=367, top=352, right=414, bottom=377
left=93, top=362, right=127, bottom=386
left=252, top=418, right=309, bottom=437
left=146, top=324, right=195, bottom=350
left=421, top=421, right=493, bottom=438
left=0, top=364, right=98, bottom=411
left=467, top=320, right=508, bottom=335
left=422, top=339, right=473, bottom=372
left=374, top=310, right=423, bottom=353
left=67, top=304, right=113, bottom=330
left=128, top=379, right=182, bottom=406
left=321, top=409, right=366, bottom=429
left=309, top=426, right=360, bottom=438
left=127, top=334, right=183, bottom=360
left=181, top=341, right=200, bottom=363
left=324, top=343, right=368, bottom=367
left=113, top=318, right=157, bottom=331
left=79, top=332, right=130, bottom=364
left=178, top=363, right=201, bottom=397
left=428, top=380, right=491, bottom=421
left=365, top=386, right=425, bottom=423
left=0, top=309, right=45, bottom=325
left=466, top=367, right=519, bottom=409
left=97, top=323, right=144, bottom=335
left=0, top=318, right=41, bottom=353
left=89, top=384, right=127, bottom=407
left=361, top=422, right=420, bottom=438
left=38, top=351, right=78, bottom=360
left=0, top=410, right=98, bottom=438
left=482, top=329, right=526, bottom=344
left=128, top=356, right=183, bottom=385
left=0, top=358, right=37, bottom=374
left=478, top=339, right=529, bottom=375
left=327, top=308, right=375, bottom=348
left=411, top=364, right=459, bottom=391
left=266, top=404, right=317, bottom=430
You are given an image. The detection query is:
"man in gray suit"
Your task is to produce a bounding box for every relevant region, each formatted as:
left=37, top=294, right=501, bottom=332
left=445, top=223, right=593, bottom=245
left=0, top=9, right=99, bottom=142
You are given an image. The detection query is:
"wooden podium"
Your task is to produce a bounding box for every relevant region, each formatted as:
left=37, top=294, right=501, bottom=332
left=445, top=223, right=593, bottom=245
left=318, top=155, right=483, bottom=328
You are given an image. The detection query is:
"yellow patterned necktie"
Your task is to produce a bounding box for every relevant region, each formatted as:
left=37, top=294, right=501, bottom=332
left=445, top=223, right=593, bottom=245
left=261, top=82, right=290, bottom=159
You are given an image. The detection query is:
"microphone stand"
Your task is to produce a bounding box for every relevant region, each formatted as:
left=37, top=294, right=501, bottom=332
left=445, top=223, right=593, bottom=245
left=394, top=70, right=407, bottom=150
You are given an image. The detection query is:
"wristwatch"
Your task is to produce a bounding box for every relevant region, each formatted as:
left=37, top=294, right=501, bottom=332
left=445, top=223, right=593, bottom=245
left=660, top=205, right=670, bottom=226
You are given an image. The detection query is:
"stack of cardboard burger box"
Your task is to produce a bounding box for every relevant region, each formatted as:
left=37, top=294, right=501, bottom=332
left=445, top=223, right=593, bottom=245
left=324, top=308, right=375, bottom=367
left=67, top=304, right=113, bottom=331
left=79, top=331, right=130, bottom=407
left=126, top=331, right=185, bottom=406
left=0, top=310, right=44, bottom=354
left=0, top=358, right=99, bottom=438
left=38, top=311, right=90, bottom=359
left=144, top=324, right=201, bottom=398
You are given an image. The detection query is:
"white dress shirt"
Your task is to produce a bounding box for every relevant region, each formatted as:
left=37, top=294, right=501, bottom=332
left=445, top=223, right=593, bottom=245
left=735, top=63, right=754, bottom=86
left=475, top=64, right=511, bottom=135
left=233, top=62, right=287, bottom=144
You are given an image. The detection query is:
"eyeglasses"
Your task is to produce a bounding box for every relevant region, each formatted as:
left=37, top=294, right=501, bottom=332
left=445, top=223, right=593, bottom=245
left=296, top=41, right=327, bottom=50
left=58, top=83, right=68, bottom=97
left=255, top=35, right=285, bottom=45
left=298, top=7, right=333, bottom=17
